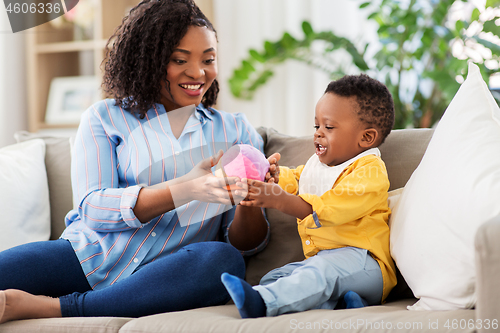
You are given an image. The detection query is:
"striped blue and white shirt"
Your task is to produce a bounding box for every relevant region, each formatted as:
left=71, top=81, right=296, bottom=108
left=61, top=99, right=268, bottom=290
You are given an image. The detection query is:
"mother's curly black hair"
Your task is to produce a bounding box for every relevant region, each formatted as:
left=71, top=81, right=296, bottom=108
left=102, top=0, right=219, bottom=118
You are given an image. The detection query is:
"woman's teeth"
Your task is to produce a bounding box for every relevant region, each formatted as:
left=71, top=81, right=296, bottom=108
left=180, top=84, right=202, bottom=90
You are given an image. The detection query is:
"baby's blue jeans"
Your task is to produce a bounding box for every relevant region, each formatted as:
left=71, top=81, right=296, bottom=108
left=254, top=247, right=383, bottom=316
left=0, top=239, right=245, bottom=317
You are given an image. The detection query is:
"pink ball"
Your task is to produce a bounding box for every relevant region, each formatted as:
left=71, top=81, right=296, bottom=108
left=217, top=144, right=269, bottom=182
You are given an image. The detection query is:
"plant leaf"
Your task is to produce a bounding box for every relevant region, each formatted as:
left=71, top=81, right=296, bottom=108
left=264, top=41, right=277, bottom=57
left=280, top=32, right=297, bottom=49
left=483, top=20, right=500, bottom=37
left=359, top=2, right=371, bottom=9
left=470, top=8, right=480, bottom=22
left=302, top=21, right=314, bottom=37
left=249, top=49, right=266, bottom=63
left=486, top=0, right=500, bottom=8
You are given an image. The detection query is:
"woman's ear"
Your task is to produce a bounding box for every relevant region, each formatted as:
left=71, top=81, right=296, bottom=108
left=360, top=128, right=379, bottom=148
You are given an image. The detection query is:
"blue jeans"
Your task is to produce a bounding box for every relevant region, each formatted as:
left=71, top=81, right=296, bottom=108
left=254, top=247, right=383, bottom=316
left=0, top=239, right=245, bottom=317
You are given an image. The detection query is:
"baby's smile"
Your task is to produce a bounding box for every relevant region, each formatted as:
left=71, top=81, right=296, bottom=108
left=315, top=143, right=327, bottom=156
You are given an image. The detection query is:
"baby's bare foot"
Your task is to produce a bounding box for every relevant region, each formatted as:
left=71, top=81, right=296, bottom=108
left=0, top=289, right=61, bottom=324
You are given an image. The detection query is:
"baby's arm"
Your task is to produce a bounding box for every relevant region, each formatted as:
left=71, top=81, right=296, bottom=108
left=237, top=179, right=312, bottom=220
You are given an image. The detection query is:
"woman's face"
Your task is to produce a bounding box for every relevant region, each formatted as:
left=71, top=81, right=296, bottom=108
left=161, top=25, right=218, bottom=112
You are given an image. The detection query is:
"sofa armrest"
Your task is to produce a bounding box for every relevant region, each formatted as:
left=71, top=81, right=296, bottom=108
left=475, top=217, right=500, bottom=333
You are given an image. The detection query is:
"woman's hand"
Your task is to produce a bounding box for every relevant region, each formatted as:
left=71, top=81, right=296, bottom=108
left=174, top=150, right=246, bottom=206
left=265, top=153, right=281, bottom=184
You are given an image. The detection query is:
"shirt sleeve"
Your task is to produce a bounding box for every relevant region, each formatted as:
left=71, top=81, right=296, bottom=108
left=277, top=165, right=304, bottom=194
left=70, top=104, right=144, bottom=232
left=297, top=158, right=389, bottom=229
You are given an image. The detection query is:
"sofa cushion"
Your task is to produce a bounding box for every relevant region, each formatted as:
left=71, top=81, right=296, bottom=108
left=257, top=127, right=316, bottom=168
left=117, top=299, right=474, bottom=333
left=385, top=188, right=415, bottom=302
left=0, top=317, right=132, bottom=333
left=378, top=129, right=434, bottom=191
left=0, top=139, right=50, bottom=251
left=15, top=131, right=73, bottom=240
left=390, top=62, right=500, bottom=310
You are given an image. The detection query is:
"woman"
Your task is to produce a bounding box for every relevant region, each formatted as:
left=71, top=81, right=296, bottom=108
left=0, top=0, right=278, bottom=322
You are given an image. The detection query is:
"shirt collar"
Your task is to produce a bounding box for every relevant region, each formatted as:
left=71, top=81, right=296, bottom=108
left=195, top=104, right=214, bottom=121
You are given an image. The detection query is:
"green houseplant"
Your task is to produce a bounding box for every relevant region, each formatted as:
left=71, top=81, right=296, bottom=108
left=229, top=0, right=500, bottom=129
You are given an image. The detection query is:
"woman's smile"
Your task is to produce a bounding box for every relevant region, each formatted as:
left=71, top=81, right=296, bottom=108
left=179, top=82, right=205, bottom=96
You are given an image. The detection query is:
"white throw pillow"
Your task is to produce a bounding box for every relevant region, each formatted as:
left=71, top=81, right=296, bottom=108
left=389, top=62, right=500, bottom=310
left=387, top=188, right=403, bottom=211
left=0, top=139, right=51, bottom=252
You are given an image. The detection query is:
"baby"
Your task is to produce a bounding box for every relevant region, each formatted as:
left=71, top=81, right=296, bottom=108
left=221, top=74, right=397, bottom=318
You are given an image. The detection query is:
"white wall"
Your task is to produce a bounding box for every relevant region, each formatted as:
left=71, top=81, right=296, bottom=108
left=213, top=0, right=377, bottom=137
left=0, top=6, right=27, bottom=148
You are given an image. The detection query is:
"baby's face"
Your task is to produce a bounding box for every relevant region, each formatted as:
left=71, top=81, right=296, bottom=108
left=313, top=93, right=367, bottom=166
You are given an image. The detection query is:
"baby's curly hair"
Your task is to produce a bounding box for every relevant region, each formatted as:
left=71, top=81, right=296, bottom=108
left=325, top=74, right=395, bottom=144
left=102, top=0, right=218, bottom=118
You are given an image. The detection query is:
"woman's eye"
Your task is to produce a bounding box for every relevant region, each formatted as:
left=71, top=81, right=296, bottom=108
left=172, top=59, right=186, bottom=64
left=204, top=59, right=215, bottom=64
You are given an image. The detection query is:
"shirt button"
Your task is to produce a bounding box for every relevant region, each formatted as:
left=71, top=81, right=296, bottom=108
left=133, top=258, right=139, bottom=263
left=175, top=151, right=180, bottom=156
left=305, top=240, right=311, bottom=245
left=152, top=232, right=157, bottom=237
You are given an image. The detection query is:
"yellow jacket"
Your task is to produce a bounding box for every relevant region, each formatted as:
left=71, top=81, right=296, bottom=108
left=278, top=154, right=397, bottom=301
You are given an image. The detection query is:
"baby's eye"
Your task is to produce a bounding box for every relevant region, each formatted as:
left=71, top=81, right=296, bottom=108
left=313, top=125, right=319, bottom=130
left=326, top=126, right=334, bottom=130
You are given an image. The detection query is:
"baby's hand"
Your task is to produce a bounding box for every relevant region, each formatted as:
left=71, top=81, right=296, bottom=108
left=265, top=153, right=280, bottom=184
left=237, top=179, right=283, bottom=209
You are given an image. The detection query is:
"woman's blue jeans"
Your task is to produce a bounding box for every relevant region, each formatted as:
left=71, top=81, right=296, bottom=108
left=0, top=239, right=245, bottom=317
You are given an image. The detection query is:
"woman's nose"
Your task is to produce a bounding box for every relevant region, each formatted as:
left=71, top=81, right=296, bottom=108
left=185, top=63, right=204, bottom=79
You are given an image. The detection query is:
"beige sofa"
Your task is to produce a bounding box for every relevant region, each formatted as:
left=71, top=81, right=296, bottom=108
left=1, top=127, right=498, bottom=333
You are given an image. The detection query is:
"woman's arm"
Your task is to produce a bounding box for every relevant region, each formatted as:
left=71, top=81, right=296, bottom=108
left=71, top=106, right=139, bottom=232
left=227, top=205, right=269, bottom=251
left=134, top=150, right=242, bottom=223
left=132, top=182, right=176, bottom=224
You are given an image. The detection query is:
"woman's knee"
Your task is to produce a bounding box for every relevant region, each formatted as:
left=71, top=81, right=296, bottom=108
left=184, top=241, right=245, bottom=279
left=0, top=239, right=89, bottom=295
